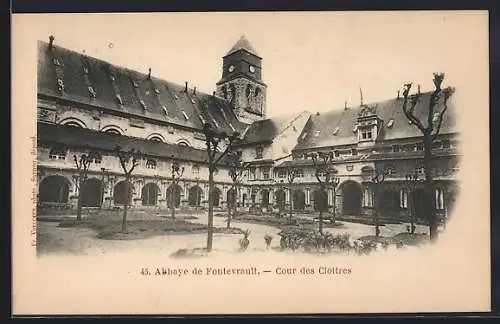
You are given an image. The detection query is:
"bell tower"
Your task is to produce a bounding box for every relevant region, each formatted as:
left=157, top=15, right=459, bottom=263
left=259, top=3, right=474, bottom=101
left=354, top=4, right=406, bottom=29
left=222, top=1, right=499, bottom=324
left=216, top=35, right=267, bottom=124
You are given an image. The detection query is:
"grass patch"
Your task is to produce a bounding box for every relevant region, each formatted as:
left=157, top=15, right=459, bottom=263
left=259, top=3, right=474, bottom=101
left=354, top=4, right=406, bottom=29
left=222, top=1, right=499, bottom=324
left=57, top=213, right=242, bottom=241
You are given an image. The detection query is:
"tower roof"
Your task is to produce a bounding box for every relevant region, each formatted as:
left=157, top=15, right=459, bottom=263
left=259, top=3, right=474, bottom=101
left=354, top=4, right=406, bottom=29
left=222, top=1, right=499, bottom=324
left=226, top=35, right=259, bottom=57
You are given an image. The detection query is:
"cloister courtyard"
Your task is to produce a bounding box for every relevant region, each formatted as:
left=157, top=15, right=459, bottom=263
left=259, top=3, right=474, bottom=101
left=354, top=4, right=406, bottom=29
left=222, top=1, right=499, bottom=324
left=36, top=208, right=432, bottom=257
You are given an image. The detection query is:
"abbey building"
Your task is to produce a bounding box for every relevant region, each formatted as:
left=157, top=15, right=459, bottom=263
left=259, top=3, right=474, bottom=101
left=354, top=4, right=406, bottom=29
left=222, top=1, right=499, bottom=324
left=36, top=35, right=460, bottom=221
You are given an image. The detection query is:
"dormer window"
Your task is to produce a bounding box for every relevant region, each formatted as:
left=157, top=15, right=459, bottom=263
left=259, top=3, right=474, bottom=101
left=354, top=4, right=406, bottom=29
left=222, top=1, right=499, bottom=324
left=139, top=99, right=147, bottom=110
left=132, top=81, right=139, bottom=88
left=190, top=98, right=196, bottom=104
left=83, top=66, right=89, bottom=74
left=88, top=86, right=96, bottom=98
left=146, top=159, right=157, bottom=169
left=116, top=94, right=123, bottom=105
left=174, top=94, right=179, bottom=100
left=109, top=74, right=115, bottom=82
left=162, top=105, right=168, bottom=116
left=154, top=88, right=160, bottom=95
left=361, top=129, right=372, bottom=140
left=57, top=78, right=64, bottom=91
left=181, top=111, right=189, bottom=120
left=415, top=143, right=424, bottom=151
left=351, top=148, right=358, bottom=156
left=332, top=127, right=340, bottom=135
left=386, top=119, right=395, bottom=128
left=53, top=58, right=61, bottom=66
left=334, top=150, right=340, bottom=157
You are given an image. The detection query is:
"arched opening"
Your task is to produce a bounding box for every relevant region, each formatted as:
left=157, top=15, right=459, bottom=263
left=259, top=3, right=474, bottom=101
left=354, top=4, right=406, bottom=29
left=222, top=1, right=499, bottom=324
left=60, top=118, right=87, bottom=128
left=313, top=188, right=328, bottom=212
left=39, top=175, right=70, bottom=203
left=342, top=181, right=362, bottom=216
left=166, top=184, right=181, bottom=208
left=211, top=187, right=221, bottom=207
left=141, top=183, right=159, bottom=206
left=242, top=193, right=247, bottom=207
left=176, top=140, right=191, bottom=147
left=292, top=189, right=306, bottom=210
left=188, top=186, right=203, bottom=206
left=101, top=125, right=124, bottom=135
left=378, top=188, right=400, bottom=217
left=227, top=188, right=236, bottom=209
left=81, top=178, right=103, bottom=207
left=261, top=189, right=270, bottom=207
left=113, top=180, right=132, bottom=205
left=275, top=189, right=285, bottom=210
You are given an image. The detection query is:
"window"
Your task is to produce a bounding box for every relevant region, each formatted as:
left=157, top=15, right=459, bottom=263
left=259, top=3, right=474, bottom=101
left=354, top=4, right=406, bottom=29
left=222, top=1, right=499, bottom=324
left=115, top=94, right=123, bottom=105
left=132, top=81, right=139, bottom=88
left=109, top=74, right=115, bottom=82
left=314, top=130, right=321, bottom=137
left=400, top=189, right=408, bottom=209
left=392, top=144, right=400, bottom=152
left=435, top=188, right=445, bottom=210
left=416, top=166, right=425, bottom=175
left=104, top=128, right=121, bottom=135
left=442, top=139, right=451, bottom=149
left=49, top=147, right=66, bottom=160
left=415, top=143, right=424, bottom=151
left=191, top=98, right=196, bottom=104
left=93, top=153, right=102, bottom=164
left=262, top=168, right=270, bottom=180
left=362, top=187, right=373, bottom=207
left=334, top=150, right=340, bottom=157
left=249, top=168, right=256, bottom=180
left=57, top=78, right=64, bottom=91
left=351, top=148, right=358, bottom=156
left=352, top=124, right=358, bottom=132
left=295, top=168, right=304, bottom=178
left=83, top=66, right=89, bottom=74
left=162, top=105, right=168, bottom=116
left=154, top=88, right=160, bottom=95
left=361, top=129, right=372, bottom=140
left=255, top=146, right=263, bottom=159
left=192, top=165, right=200, bottom=174
left=53, top=58, right=61, bottom=66
left=385, top=165, right=396, bottom=175
left=278, top=169, right=286, bottom=178
left=146, top=159, right=157, bottom=169
left=386, top=119, right=395, bottom=128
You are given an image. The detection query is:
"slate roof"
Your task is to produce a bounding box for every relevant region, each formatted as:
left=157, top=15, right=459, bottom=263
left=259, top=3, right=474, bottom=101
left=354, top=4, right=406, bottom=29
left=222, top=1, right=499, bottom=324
left=38, top=123, right=232, bottom=165
left=37, top=40, right=247, bottom=136
left=225, top=35, right=260, bottom=57
left=239, top=112, right=309, bottom=145
left=294, top=91, right=458, bottom=151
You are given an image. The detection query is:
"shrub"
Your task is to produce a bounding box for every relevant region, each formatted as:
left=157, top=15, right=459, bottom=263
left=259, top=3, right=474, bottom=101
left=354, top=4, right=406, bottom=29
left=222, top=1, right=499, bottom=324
left=239, top=229, right=251, bottom=251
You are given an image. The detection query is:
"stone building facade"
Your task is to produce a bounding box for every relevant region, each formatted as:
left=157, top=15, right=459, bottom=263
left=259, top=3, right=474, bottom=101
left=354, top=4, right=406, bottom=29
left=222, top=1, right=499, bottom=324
left=36, top=35, right=460, bottom=221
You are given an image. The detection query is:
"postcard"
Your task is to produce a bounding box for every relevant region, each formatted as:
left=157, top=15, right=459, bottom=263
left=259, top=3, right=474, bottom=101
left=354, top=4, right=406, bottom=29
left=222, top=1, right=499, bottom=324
left=11, top=11, right=490, bottom=315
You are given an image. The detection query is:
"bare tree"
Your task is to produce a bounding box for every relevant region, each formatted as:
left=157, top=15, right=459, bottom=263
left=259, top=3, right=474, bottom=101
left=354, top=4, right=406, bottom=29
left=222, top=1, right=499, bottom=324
left=114, top=145, right=141, bottom=234
left=72, top=149, right=98, bottom=220
left=305, top=152, right=339, bottom=234
left=285, top=167, right=300, bottom=225
left=227, top=151, right=249, bottom=229
left=401, top=73, right=454, bottom=241
left=169, top=159, right=184, bottom=219
left=202, top=123, right=240, bottom=252
left=367, top=168, right=389, bottom=237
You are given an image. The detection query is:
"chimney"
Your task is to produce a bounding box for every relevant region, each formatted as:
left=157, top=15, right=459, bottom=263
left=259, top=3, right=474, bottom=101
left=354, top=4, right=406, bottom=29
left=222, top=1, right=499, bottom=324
left=48, top=35, right=55, bottom=50
left=147, top=68, right=151, bottom=80
left=417, top=84, right=421, bottom=94
left=185, top=81, right=188, bottom=93
left=344, top=100, right=348, bottom=110
left=193, top=86, right=197, bottom=95
left=397, top=90, right=400, bottom=99
left=212, top=91, right=216, bottom=97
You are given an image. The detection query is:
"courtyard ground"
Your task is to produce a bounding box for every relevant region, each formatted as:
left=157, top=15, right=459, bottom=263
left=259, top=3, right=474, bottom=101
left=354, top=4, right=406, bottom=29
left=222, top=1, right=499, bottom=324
left=37, top=209, right=430, bottom=257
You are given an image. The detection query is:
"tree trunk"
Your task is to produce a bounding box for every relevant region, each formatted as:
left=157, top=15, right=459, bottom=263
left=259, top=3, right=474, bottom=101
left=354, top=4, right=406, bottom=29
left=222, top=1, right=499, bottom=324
left=424, top=136, right=438, bottom=241
left=332, top=187, right=337, bottom=224
left=318, top=211, right=323, bottom=234
left=289, top=192, right=293, bottom=224
left=207, top=170, right=215, bottom=252
left=122, top=178, right=130, bottom=234
left=374, top=186, right=380, bottom=237
left=76, top=177, right=83, bottom=220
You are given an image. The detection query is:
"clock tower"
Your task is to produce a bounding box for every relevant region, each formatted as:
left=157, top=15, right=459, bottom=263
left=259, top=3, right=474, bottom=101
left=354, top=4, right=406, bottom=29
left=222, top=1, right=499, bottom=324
left=216, top=35, right=267, bottom=124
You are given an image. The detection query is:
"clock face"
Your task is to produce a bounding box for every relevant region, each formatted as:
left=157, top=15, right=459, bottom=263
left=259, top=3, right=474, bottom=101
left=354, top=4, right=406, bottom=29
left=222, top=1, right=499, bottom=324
left=228, top=65, right=235, bottom=72
left=249, top=65, right=256, bottom=73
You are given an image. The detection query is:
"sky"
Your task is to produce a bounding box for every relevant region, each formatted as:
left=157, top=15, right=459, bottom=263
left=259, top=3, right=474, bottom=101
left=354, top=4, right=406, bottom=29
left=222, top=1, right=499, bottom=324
left=23, top=11, right=488, bottom=118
